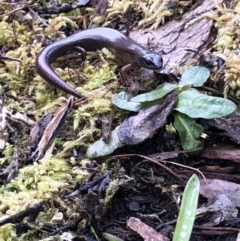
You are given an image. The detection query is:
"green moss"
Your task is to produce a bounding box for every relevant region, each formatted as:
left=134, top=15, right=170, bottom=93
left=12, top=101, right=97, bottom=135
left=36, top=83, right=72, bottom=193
left=104, top=0, right=193, bottom=30
left=0, top=158, right=72, bottom=214
left=212, top=1, right=240, bottom=97
left=0, top=143, right=14, bottom=165
left=0, top=224, right=17, bottom=241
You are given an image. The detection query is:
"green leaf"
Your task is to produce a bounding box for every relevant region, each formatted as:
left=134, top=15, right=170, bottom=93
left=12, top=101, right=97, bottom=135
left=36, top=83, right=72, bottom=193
left=173, top=112, right=203, bottom=150
left=86, top=127, right=124, bottom=158
left=140, top=98, right=164, bottom=109
left=131, top=83, right=178, bottom=102
left=175, top=88, right=236, bottom=119
left=112, top=91, right=141, bottom=112
left=103, top=233, right=124, bottom=241
left=179, top=66, right=210, bottom=87
left=173, top=174, right=200, bottom=241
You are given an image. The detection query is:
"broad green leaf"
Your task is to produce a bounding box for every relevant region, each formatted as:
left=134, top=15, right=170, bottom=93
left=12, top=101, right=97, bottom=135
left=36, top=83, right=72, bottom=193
left=86, top=127, right=124, bottom=158
left=112, top=91, right=141, bottom=112
left=131, top=83, right=178, bottom=102
left=173, top=174, right=200, bottom=241
left=179, top=66, right=210, bottom=87
left=173, top=112, right=203, bottom=150
left=175, top=88, right=236, bottom=119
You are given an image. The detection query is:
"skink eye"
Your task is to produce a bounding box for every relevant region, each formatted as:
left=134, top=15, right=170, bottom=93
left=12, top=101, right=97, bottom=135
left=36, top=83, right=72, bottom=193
left=139, top=53, right=163, bottom=70
left=144, top=59, right=154, bottom=66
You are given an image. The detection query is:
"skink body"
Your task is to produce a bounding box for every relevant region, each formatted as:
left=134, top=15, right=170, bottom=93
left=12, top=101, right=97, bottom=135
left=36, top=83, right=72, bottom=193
left=36, top=27, right=163, bottom=98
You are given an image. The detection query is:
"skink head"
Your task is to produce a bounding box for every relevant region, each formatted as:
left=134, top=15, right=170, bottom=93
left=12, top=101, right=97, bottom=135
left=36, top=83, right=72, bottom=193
left=138, top=53, right=163, bottom=70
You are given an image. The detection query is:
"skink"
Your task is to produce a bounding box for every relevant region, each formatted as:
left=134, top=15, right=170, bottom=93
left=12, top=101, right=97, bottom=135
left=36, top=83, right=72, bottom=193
left=36, top=27, right=163, bottom=98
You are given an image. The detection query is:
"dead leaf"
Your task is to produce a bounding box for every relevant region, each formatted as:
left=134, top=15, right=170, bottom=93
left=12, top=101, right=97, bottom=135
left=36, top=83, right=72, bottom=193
left=197, top=179, right=240, bottom=225
left=31, top=97, right=74, bottom=160
left=118, top=91, right=178, bottom=145
left=127, top=217, right=169, bottom=241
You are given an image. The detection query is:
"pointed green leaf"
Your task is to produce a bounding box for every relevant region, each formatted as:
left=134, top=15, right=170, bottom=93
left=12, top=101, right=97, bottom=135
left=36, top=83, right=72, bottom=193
left=175, top=88, right=236, bottom=119
left=173, top=112, right=203, bottom=150
left=179, top=66, right=210, bottom=87
left=103, top=233, right=124, bottom=241
left=131, top=83, right=178, bottom=102
left=112, top=91, right=141, bottom=112
left=173, top=174, right=200, bottom=241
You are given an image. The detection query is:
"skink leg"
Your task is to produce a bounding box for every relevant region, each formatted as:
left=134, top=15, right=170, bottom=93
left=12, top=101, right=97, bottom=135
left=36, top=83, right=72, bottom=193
left=120, top=62, right=141, bottom=83
left=74, top=46, right=87, bottom=61
left=120, top=63, right=141, bottom=96
left=120, top=63, right=132, bottom=83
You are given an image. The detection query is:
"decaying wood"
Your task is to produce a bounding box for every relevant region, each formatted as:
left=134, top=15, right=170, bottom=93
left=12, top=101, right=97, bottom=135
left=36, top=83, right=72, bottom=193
left=199, top=144, right=240, bottom=163
left=131, top=0, right=224, bottom=74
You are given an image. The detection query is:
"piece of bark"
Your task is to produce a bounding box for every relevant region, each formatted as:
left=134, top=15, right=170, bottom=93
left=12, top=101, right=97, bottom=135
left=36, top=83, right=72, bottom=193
left=199, top=144, right=240, bottom=163
left=205, top=113, right=240, bottom=143
left=130, top=0, right=224, bottom=75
